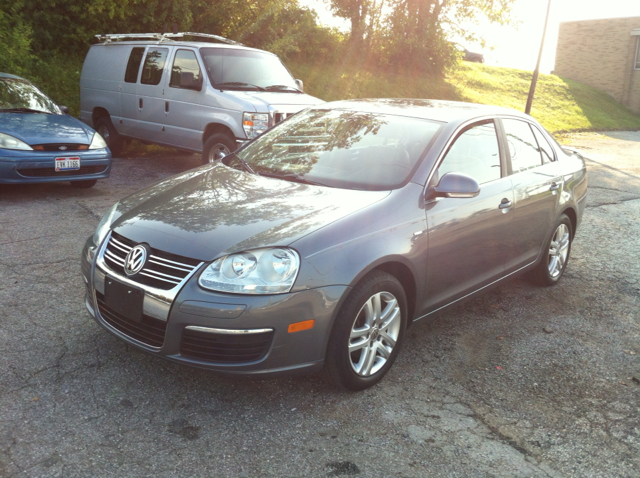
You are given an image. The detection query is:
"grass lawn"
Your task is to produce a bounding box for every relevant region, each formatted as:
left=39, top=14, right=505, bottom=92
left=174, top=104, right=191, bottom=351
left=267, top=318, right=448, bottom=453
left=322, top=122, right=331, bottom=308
left=291, top=61, right=640, bottom=135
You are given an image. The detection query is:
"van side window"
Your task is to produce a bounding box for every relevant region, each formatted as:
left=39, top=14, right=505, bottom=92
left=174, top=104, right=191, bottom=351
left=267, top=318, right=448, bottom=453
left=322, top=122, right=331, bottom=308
left=170, top=49, right=203, bottom=90
left=140, top=48, right=168, bottom=86
left=124, top=47, right=145, bottom=83
left=502, top=118, right=543, bottom=173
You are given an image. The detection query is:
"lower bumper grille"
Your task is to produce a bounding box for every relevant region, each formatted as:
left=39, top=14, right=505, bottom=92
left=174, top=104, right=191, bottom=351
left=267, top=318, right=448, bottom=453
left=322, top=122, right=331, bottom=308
left=95, top=291, right=166, bottom=347
left=180, top=328, right=273, bottom=363
left=17, top=165, right=107, bottom=177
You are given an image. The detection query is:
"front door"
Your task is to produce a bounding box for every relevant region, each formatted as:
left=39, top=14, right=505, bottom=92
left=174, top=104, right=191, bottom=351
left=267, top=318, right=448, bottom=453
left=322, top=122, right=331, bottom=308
left=422, top=121, right=514, bottom=313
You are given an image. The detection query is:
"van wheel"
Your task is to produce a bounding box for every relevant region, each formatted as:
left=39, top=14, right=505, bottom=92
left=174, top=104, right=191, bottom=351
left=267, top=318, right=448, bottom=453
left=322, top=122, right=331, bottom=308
left=325, top=271, right=407, bottom=391
left=202, top=133, right=236, bottom=164
left=70, top=180, right=97, bottom=188
left=95, top=117, right=123, bottom=157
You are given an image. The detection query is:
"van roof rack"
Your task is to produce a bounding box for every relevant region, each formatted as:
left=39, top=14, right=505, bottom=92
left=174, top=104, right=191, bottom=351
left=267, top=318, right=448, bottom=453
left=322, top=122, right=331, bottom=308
left=95, top=32, right=243, bottom=46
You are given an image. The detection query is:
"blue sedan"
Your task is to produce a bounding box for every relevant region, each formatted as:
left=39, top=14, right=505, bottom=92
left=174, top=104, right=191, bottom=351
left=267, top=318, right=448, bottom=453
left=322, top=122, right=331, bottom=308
left=0, top=73, right=111, bottom=188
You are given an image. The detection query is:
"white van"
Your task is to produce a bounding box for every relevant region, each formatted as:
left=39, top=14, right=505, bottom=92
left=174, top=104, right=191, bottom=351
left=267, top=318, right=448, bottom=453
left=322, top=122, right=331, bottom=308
left=80, top=32, right=324, bottom=162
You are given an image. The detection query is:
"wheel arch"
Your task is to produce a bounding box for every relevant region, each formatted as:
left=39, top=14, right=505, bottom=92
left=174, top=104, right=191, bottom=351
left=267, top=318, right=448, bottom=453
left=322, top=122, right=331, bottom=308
left=561, top=206, right=577, bottom=238
left=91, top=107, right=111, bottom=126
left=203, top=123, right=236, bottom=145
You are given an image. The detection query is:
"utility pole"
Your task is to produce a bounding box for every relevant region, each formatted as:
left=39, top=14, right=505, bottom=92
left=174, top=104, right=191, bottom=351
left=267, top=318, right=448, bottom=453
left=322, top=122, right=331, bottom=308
left=525, top=0, right=552, bottom=115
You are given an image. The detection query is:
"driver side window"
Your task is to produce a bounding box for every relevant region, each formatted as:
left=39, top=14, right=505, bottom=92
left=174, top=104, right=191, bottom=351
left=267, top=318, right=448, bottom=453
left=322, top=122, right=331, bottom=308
left=436, top=122, right=501, bottom=185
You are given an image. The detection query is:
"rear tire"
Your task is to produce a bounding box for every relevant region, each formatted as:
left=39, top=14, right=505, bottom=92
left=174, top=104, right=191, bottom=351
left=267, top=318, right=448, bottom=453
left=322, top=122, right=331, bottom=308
left=532, top=214, right=572, bottom=286
left=70, top=180, right=97, bottom=189
left=95, top=117, right=123, bottom=157
left=325, top=271, right=407, bottom=391
left=202, top=133, right=236, bottom=164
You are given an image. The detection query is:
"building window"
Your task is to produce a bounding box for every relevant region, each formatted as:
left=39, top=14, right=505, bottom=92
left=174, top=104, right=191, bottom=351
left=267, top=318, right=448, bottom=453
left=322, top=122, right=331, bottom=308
left=636, top=37, right=640, bottom=70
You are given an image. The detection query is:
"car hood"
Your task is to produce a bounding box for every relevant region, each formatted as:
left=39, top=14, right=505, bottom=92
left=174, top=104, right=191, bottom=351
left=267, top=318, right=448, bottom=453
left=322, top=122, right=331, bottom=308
left=0, top=112, right=95, bottom=145
left=223, top=90, right=324, bottom=112
left=111, top=163, right=389, bottom=261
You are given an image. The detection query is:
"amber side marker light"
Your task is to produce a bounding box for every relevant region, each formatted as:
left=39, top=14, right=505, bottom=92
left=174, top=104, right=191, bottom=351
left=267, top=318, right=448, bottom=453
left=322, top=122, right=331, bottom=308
left=288, top=320, right=315, bottom=333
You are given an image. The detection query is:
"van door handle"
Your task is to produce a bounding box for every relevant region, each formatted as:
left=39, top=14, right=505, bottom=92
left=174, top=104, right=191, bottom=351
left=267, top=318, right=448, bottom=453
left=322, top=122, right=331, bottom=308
left=499, top=198, right=512, bottom=209
left=165, top=101, right=169, bottom=113
left=549, top=182, right=560, bottom=191
left=139, top=98, right=143, bottom=109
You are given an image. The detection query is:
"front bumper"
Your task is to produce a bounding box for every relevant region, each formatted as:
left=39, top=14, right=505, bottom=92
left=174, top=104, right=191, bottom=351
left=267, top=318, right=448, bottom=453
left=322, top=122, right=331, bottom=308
left=0, top=149, right=111, bottom=184
left=81, top=236, right=347, bottom=378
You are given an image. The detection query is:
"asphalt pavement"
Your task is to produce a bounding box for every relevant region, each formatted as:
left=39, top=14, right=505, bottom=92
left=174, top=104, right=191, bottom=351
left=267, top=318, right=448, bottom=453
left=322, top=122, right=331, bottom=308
left=0, top=132, right=638, bottom=477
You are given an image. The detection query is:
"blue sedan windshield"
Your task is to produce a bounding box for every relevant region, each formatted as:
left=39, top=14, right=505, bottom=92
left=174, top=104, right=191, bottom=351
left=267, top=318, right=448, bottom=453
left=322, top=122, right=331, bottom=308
left=0, top=77, right=61, bottom=114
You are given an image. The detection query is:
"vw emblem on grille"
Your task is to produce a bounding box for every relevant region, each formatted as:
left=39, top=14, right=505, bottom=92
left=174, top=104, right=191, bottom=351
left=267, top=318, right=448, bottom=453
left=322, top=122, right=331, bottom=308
left=59, top=145, right=68, bottom=151
left=124, top=245, right=147, bottom=276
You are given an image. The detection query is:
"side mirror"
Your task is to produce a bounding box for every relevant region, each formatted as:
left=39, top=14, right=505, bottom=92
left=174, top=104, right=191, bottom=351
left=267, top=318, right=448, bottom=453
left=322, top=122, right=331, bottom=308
left=295, top=79, right=304, bottom=91
left=59, top=105, right=70, bottom=114
left=428, top=172, right=480, bottom=199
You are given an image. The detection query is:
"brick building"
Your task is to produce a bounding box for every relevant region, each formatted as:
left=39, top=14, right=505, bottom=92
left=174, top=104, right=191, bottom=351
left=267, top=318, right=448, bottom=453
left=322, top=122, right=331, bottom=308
left=554, top=17, right=640, bottom=114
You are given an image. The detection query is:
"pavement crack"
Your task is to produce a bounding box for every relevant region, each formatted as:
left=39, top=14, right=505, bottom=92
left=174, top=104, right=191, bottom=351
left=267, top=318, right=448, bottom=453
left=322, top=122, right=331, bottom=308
left=76, top=201, right=102, bottom=221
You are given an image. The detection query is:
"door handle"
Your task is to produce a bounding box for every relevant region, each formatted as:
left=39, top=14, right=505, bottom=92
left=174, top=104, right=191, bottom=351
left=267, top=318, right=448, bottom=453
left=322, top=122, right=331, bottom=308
left=549, top=182, right=560, bottom=191
left=499, top=198, right=512, bottom=209
left=165, top=101, right=169, bottom=113
left=139, top=98, right=143, bottom=109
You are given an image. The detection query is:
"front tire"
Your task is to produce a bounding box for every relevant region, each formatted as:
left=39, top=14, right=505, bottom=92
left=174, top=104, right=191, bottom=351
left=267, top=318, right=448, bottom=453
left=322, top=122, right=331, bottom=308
left=325, top=271, right=407, bottom=391
left=533, top=214, right=572, bottom=286
left=95, top=117, right=123, bottom=157
left=202, top=133, right=236, bottom=164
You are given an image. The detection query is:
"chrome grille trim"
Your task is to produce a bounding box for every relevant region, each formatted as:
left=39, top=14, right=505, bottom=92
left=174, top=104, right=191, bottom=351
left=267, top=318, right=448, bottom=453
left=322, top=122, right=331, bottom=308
left=94, top=231, right=205, bottom=322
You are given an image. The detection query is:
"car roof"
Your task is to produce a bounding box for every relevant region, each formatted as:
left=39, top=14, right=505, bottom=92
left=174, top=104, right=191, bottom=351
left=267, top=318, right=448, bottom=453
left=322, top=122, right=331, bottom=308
left=317, top=98, right=532, bottom=124
left=0, top=72, right=27, bottom=81
left=96, top=40, right=270, bottom=54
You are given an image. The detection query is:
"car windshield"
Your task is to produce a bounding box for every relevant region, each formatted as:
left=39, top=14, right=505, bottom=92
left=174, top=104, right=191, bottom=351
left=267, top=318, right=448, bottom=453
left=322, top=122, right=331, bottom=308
left=0, top=77, right=61, bottom=114
left=234, top=108, right=442, bottom=190
left=200, top=48, right=298, bottom=90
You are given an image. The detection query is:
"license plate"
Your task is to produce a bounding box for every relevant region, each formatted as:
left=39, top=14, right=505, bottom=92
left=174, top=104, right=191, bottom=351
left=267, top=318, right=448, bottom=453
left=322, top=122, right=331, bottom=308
left=55, top=157, right=81, bottom=171
left=104, top=277, right=144, bottom=322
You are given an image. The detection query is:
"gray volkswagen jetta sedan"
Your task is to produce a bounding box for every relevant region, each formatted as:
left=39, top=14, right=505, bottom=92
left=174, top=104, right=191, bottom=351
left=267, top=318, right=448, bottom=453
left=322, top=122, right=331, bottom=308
left=81, top=99, right=587, bottom=390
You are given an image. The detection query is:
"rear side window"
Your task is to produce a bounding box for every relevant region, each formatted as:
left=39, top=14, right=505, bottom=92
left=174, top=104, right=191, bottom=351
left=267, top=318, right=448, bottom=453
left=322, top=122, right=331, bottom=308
left=532, top=127, right=556, bottom=163
left=170, top=49, right=203, bottom=90
left=502, top=119, right=543, bottom=173
left=141, top=48, right=168, bottom=86
left=437, top=122, right=501, bottom=185
left=124, top=47, right=145, bottom=83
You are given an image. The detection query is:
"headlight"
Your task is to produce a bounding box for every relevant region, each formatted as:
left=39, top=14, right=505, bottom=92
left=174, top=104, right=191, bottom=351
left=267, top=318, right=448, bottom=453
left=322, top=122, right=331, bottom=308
left=89, top=132, right=108, bottom=150
left=199, top=247, right=300, bottom=294
left=92, top=203, right=119, bottom=247
left=0, top=133, right=33, bottom=150
left=243, top=113, right=269, bottom=139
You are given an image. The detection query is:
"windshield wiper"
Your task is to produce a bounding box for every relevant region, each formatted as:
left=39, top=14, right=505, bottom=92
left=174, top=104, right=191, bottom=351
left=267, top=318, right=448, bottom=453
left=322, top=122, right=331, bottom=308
left=257, top=171, right=330, bottom=187
left=214, top=82, right=266, bottom=91
left=224, top=154, right=256, bottom=174
left=265, top=84, right=303, bottom=93
left=1, top=107, right=51, bottom=114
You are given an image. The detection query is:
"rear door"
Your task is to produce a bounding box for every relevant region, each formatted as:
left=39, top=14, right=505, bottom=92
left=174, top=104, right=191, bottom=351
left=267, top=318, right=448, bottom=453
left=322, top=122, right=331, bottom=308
left=136, top=46, right=171, bottom=144
left=119, top=46, right=145, bottom=137
left=499, top=118, right=563, bottom=273
left=423, top=120, right=514, bottom=313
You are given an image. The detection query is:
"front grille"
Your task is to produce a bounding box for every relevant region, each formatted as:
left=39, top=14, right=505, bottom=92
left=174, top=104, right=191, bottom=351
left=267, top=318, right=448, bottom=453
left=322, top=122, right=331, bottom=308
left=103, top=232, right=202, bottom=290
left=95, top=291, right=166, bottom=347
left=180, top=328, right=274, bottom=363
left=17, top=165, right=107, bottom=177
left=274, top=113, right=290, bottom=124
left=33, top=143, right=89, bottom=151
